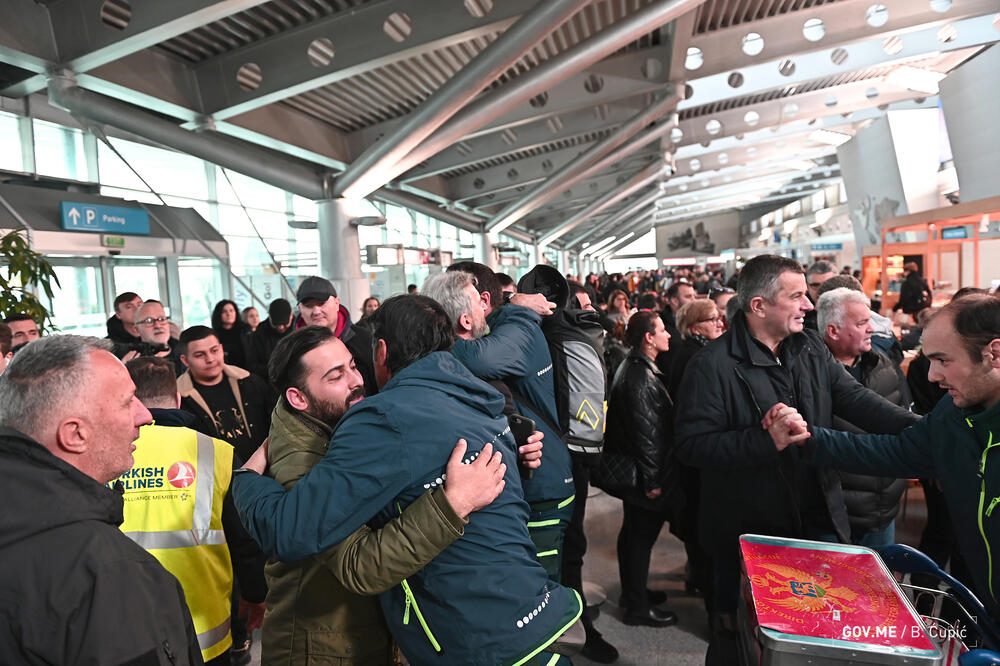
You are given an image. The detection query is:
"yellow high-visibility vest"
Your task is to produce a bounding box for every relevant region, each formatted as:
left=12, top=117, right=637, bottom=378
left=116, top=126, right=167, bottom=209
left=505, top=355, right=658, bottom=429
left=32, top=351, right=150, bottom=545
left=117, top=425, right=235, bottom=662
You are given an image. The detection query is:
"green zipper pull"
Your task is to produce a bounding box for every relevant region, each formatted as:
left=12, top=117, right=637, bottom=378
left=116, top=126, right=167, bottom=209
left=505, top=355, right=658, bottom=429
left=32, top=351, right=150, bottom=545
left=403, top=593, right=411, bottom=625
left=988, top=497, right=1000, bottom=518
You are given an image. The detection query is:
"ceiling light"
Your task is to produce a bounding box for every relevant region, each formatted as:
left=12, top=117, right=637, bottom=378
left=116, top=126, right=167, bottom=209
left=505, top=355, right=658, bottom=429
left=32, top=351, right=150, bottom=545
left=809, top=129, right=852, bottom=147
left=884, top=66, right=946, bottom=95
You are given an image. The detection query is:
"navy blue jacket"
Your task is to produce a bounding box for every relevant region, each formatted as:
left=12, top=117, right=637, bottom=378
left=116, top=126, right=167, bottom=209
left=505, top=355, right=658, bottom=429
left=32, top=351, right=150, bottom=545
left=451, top=305, right=574, bottom=504
left=233, top=352, right=581, bottom=665
left=809, top=395, right=1000, bottom=618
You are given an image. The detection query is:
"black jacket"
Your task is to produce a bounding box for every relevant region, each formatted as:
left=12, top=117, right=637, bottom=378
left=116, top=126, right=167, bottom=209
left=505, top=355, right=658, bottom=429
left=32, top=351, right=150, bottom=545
left=666, top=335, right=709, bottom=543
left=106, top=314, right=141, bottom=344
left=0, top=427, right=202, bottom=665
left=605, top=350, right=681, bottom=512
left=833, top=350, right=912, bottom=535
left=894, top=272, right=932, bottom=314
left=673, top=311, right=918, bottom=557
left=247, top=318, right=290, bottom=379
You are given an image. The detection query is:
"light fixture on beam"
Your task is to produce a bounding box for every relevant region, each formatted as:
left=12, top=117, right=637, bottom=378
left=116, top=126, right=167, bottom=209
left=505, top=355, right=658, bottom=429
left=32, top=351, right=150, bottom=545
left=809, top=129, right=852, bottom=147
left=884, top=65, right=946, bottom=95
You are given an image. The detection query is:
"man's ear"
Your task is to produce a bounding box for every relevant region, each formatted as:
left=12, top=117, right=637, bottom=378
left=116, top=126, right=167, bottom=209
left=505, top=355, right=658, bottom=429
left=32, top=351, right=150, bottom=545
left=286, top=386, right=309, bottom=412
left=375, top=338, right=388, bottom=367
left=987, top=339, right=1000, bottom=368
left=180, top=354, right=190, bottom=368
left=54, top=417, right=88, bottom=455
left=480, top=291, right=492, bottom=312
left=175, top=392, right=181, bottom=409
left=748, top=295, right=767, bottom=318
left=826, top=323, right=839, bottom=341
left=458, top=312, right=474, bottom=335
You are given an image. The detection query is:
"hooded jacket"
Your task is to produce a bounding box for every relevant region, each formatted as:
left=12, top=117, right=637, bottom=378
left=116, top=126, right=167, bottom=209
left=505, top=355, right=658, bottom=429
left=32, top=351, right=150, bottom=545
left=0, top=427, right=201, bottom=665
left=106, top=314, right=141, bottom=344
left=234, top=352, right=582, bottom=665
left=808, top=395, right=1000, bottom=618
left=261, top=397, right=466, bottom=665
left=451, top=305, right=574, bottom=504
left=674, top=311, right=918, bottom=556
left=247, top=317, right=290, bottom=378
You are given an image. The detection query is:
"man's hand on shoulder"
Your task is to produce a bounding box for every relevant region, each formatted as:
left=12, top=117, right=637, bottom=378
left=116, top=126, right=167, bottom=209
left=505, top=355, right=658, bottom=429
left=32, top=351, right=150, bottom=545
left=443, top=439, right=506, bottom=519
left=762, top=403, right=810, bottom=451
left=241, top=438, right=270, bottom=475
left=509, top=293, right=556, bottom=316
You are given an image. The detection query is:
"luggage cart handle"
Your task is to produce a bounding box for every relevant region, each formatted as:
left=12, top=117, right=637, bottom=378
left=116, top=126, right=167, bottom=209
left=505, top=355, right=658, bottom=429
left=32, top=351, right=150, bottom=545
left=878, top=544, right=1000, bottom=651
left=960, top=649, right=1000, bottom=666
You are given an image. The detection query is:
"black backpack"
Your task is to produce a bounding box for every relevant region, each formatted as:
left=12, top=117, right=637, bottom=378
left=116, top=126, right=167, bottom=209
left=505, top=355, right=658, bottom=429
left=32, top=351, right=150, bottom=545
left=518, top=265, right=607, bottom=455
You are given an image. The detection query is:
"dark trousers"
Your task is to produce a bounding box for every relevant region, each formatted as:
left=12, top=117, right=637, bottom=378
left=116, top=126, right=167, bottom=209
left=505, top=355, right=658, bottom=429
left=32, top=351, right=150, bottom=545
left=616, top=501, right=668, bottom=613
left=561, top=452, right=591, bottom=603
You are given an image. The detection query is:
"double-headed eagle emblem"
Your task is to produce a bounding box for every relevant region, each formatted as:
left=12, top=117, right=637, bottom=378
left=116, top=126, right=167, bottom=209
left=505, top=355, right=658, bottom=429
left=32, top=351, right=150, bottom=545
left=751, top=563, right=859, bottom=613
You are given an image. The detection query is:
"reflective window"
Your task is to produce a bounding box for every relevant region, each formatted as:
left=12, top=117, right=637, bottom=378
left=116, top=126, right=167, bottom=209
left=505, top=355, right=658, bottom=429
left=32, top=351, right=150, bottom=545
left=0, top=111, right=24, bottom=172
left=45, top=260, right=107, bottom=336
left=34, top=120, right=89, bottom=181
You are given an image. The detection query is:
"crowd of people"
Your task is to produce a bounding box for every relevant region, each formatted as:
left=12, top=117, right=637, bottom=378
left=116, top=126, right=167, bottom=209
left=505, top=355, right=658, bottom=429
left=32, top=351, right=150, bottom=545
left=0, top=254, right=998, bottom=665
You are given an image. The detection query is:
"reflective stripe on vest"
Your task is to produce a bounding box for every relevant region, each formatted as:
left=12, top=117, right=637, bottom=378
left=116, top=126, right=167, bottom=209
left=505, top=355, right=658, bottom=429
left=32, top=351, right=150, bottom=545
left=123, top=431, right=225, bottom=549
left=198, top=617, right=232, bottom=652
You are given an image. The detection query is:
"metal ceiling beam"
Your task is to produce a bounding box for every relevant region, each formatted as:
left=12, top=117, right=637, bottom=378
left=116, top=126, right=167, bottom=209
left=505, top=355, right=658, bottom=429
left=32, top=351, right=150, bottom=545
left=370, top=0, right=706, bottom=191
left=50, top=0, right=271, bottom=72
left=538, top=161, right=665, bottom=245
left=400, top=100, right=644, bottom=182
left=563, top=186, right=662, bottom=247
left=198, top=0, right=544, bottom=119
left=486, top=89, right=679, bottom=232
left=595, top=219, right=654, bottom=259
left=347, top=45, right=671, bottom=155
left=334, top=0, right=588, bottom=200
left=685, top=0, right=999, bottom=80
left=676, top=12, right=998, bottom=116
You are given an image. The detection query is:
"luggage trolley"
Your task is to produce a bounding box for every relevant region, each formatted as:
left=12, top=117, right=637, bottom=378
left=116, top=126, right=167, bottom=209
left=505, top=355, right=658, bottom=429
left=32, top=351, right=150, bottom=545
left=737, top=534, right=1000, bottom=666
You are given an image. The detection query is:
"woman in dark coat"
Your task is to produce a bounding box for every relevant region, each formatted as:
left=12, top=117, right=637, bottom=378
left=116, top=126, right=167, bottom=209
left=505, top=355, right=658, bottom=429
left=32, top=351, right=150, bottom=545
left=668, top=298, right=726, bottom=616
left=605, top=310, right=680, bottom=627
left=211, top=299, right=251, bottom=370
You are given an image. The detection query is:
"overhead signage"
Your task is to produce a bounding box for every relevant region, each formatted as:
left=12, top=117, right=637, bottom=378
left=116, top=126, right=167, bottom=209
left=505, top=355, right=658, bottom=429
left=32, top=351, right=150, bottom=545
left=662, top=257, right=697, bottom=266
left=811, top=243, right=843, bottom=251
left=101, top=235, right=126, bottom=248
left=61, top=201, right=150, bottom=235
left=941, top=226, right=968, bottom=240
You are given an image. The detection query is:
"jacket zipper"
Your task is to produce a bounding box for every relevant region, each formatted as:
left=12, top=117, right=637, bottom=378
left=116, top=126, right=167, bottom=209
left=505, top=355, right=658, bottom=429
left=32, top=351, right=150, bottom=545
left=399, top=578, right=442, bottom=653
left=971, top=422, right=998, bottom=601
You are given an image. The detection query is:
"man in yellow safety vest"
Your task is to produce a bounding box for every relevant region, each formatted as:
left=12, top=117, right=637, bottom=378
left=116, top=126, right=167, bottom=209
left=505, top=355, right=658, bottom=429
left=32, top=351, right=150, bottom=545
left=119, top=356, right=268, bottom=665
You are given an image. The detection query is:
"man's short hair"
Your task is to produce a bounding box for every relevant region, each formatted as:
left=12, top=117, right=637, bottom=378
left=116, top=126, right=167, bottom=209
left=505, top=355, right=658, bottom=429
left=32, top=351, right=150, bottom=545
left=495, top=272, right=515, bottom=289
left=941, top=293, right=1000, bottom=363
left=666, top=281, right=692, bottom=300
left=421, top=272, right=477, bottom=333
left=817, top=275, right=863, bottom=297
left=2, top=313, right=36, bottom=326
left=637, top=292, right=659, bottom=311
left=448, top=261, right=501, bottom=310
left=113, top=292, right=141, bottom=310
left=0, top=335, right=113, bottom=437
left=368, top=295, right=454, bottom=375
left=816, top=288, right=871, bottom=333
left=806, top=260, right=837, bottom=278
left=126, top=356, right=177, bottom=405
left=268, top=325, right=337, bottom=394
left=268, top=298, right=293, bottom=323
left=737, top=255, right=804, bottom=312
left=177, top=326, right=217, bottom=356
left=0, top=322, right=10, bottom=356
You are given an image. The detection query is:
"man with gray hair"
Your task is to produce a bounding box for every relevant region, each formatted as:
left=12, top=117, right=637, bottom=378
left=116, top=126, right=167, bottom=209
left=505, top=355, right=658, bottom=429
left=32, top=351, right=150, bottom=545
left=674, top=255, right=918, bottom=665
left=0, top=335, right=202, bottom=664
left=422, top=270, right=489, bottom=340
left=817, top=287, right=911, bottom=548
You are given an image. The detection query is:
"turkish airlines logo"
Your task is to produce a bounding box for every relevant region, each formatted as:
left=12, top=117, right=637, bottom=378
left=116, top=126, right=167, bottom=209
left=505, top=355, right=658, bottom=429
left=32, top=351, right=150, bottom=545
left=167, top=462, right=196, bottom=488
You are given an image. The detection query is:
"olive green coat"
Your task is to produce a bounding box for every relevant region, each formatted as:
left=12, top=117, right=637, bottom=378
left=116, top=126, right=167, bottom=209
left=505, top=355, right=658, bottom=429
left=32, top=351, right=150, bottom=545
left=261, top=398, right=466, bottom=665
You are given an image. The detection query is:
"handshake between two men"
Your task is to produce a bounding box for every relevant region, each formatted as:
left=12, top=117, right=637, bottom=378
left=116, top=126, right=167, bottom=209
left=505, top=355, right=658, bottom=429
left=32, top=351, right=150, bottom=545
left=762, top=403, right=811, bottom=451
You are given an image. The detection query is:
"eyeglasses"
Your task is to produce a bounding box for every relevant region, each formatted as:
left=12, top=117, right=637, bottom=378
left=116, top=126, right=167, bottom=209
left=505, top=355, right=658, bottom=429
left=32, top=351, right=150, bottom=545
left=808, top=282, right=825, bottom=289
left=698, top=315, right=723, bottom=323
left=136, top=316, right=168, bottom=326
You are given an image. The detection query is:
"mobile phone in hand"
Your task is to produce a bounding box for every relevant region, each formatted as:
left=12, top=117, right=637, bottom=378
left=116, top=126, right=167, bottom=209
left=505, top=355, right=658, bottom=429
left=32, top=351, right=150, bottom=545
left=508, top=413, right=536, bottom=481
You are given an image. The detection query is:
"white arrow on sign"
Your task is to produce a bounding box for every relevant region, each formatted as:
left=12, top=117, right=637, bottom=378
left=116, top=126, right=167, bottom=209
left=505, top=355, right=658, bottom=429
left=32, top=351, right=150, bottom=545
left=68, top=208, right=81, bottom=224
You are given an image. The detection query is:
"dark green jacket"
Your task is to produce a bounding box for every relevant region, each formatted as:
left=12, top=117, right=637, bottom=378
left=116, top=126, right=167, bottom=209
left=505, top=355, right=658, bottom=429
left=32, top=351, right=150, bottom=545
left=809, top=395, right=1000, bottom=618
left=261, top=397, right=466, bottom=665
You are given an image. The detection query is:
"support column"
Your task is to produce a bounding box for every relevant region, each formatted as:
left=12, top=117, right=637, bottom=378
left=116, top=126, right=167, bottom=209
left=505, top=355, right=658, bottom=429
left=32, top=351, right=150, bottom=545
left=478, top=231, right=498, bottom=270
left=318, top=199, right=370, bottom=318
left=534, top=242, right=547, bottom=267
left=836, top=109, right=941, bottom=258
left=560, top=250, right=570, bottom=277
left=939, top=45, right=1000, bottom=202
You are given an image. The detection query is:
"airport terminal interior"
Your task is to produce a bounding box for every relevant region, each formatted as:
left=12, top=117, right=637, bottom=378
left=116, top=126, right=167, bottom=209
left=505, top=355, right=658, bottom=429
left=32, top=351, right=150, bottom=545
left=1, top=0, right=999, bottom=664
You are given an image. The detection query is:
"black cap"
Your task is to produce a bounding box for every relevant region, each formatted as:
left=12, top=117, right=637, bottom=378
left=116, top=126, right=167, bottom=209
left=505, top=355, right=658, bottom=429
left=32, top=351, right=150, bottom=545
left=296, top=276, right=337, bottom=303
left=268, top=298, right=292, bottom=323
left=517, top=264, right=570, bottom=309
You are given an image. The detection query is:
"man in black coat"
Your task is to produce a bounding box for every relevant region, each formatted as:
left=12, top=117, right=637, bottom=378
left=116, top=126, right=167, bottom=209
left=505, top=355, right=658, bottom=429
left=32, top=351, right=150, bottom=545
left=0, top=335, right=201, bottom=664
left=247, top=298, right=293, bottom=377
left=893, top=261, right=933, bottom=316
left=673, top=255, right=918, bottom=665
